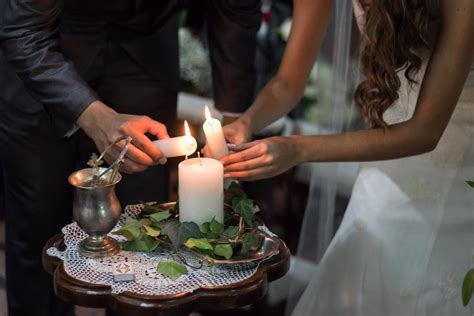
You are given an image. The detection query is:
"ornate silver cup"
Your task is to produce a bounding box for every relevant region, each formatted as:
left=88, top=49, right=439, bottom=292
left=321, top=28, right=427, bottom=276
left=69, top=167, right=122, bottom=258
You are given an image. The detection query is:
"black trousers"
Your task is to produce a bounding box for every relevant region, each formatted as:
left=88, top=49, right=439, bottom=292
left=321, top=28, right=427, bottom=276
left=1, top=41, right=176, bottom=316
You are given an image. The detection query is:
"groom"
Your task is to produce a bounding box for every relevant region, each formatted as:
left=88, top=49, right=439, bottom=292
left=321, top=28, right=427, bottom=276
left=0, top=0, right=260, bottom=315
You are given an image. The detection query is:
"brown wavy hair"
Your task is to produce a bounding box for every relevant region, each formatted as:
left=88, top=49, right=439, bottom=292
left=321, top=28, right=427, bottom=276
left=355, top=0, right=435, bottom=128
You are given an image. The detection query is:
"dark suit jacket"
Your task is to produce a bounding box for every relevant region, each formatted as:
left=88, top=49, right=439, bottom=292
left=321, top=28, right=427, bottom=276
left=0, top=0, right=260, bottom=135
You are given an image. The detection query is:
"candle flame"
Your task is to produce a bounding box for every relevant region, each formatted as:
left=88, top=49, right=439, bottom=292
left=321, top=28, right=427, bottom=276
left=184, top=120, right=191, bottom=136
left=205, top=105, right=212, bottom=121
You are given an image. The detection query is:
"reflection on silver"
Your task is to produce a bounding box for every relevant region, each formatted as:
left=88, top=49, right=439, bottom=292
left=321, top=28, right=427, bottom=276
left=69, top=167, right=122, bottom=258
left=208, top=233, right=280, bottom=265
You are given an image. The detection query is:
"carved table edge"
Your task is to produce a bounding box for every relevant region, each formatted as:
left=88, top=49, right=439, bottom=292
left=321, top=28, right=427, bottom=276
left=42, top=233, right=291, bottom=315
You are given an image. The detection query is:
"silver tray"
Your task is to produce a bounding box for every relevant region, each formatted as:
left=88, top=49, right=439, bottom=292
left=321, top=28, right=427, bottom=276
left=204, top=232, right=280, bottom=265
left=143, top=202, right=280, bottom=265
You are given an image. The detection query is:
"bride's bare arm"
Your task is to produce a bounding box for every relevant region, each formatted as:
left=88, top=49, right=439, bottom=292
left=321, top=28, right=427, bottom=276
left=221, top=0, right=474, bottom=181
left=223, top=0, right=333, bottom=144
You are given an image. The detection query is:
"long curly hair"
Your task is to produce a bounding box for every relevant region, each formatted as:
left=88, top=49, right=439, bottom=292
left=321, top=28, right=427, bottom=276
left=354, top=0, right=437, bottom=128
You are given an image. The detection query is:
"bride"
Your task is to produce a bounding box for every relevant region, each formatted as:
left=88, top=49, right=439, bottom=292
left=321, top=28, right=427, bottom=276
left=220, top=0, right=474, bottom=315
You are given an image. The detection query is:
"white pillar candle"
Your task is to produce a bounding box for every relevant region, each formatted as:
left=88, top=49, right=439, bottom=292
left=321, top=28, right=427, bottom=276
left=153, top=121, right=197, bottom=158
left=178, top=157, right=224, bottom=225
left=203, top=105, right=228, bottom=159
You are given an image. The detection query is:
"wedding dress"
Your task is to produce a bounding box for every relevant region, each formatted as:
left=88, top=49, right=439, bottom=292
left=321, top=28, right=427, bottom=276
left=293, top=1, right=474, bottom=315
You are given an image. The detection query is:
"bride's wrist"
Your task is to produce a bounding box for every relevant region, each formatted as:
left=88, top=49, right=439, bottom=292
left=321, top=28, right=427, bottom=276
left=236, top=116, right=253, bottom=137
left=290, top=136, right=309, bottom=165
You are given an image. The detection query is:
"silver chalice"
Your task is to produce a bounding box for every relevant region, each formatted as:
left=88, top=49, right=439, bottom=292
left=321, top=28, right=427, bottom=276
left=68, top=136, right=130, bottom=258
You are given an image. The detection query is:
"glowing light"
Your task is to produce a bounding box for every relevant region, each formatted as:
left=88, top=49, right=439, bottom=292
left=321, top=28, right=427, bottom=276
left=205, top=105, right=212, bottom=121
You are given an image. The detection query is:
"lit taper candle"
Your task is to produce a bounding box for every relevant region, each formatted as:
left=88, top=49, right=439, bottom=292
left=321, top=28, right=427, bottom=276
left=203, top=105, right=229, bottom=159
left=153, top=121, right=197, bottom=158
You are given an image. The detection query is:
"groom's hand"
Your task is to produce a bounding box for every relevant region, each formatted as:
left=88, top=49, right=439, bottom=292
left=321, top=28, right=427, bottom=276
left=77, top=101, right=169, bottom=173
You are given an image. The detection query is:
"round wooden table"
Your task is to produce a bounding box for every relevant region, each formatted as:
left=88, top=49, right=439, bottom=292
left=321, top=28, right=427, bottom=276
left=42, top=233, right=290, bottom=316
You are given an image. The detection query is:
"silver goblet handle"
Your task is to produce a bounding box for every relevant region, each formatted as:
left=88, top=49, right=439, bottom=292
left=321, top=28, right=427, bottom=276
left=92, top=135, right=131, bottom=185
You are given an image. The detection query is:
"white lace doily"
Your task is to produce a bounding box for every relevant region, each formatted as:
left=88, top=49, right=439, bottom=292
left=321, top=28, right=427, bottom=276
left=47, top=204, right=277, bottom=296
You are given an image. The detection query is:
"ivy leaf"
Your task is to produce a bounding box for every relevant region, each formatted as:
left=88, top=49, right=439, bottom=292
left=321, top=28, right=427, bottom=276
left=467, top=181, right=474, bottom=188
left=143, top=224, right=160, bottom=237
left=227, top=182, right=247, bottom=199
left=157, top=260, right=187, bottom=281
left=141, top=202, right=174, bottom=215
left=123, top=235, right=160, bottom=252
left=149, top=210, right=172, bottom=223
left=194, top=247, right=216, bottom=258
left=200, top=222, right=211, bottom=235
left=240, top=233, right=262, bottom=255
left=214, top=244, right=233, bottom=260
left=223, top=226, right=239, bottom=238
left=462, top=268, right=474, bottom=306
left=142, top=205, right=161, bottom=215
left=113, top=219, right=142, bottom=241
left=161, top=220, right=202, bottom=248
left=199, top=222, right=219, bottom=239
left=184, top=238, right=214, bottom=251
left=232, top=197, right=259, bottom=227
left=140, top=218, right=152, bottom=226
left=210, top=218, right=224, bottom=234
left=113, top=228, right=135, bottom=241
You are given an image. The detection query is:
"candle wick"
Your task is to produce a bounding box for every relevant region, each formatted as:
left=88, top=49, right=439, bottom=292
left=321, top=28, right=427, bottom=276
left=198, top=151, right=202, bottom=166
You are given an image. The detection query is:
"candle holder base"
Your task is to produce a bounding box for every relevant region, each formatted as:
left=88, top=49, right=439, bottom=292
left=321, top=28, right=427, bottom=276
left=79, top=236, right=121, bottom=258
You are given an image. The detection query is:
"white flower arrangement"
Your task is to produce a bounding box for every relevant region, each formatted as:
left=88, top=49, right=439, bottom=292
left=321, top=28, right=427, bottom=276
left=303, top=61, right=357, bottom=129
left=179, top=28, right=212, bottom=95
left=279, top=18, right=292, bottom=42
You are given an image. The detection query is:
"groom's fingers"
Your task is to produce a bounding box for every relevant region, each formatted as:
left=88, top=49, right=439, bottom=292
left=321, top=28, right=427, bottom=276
left=120, top=157, right=148, bottom=174
left=103, top=150, right=147, bottom=174
left=121, top=143, right=157, bottom=167
left=110, top=141, right=156, bottom=167
left=126, top=128, right=164, bottom=163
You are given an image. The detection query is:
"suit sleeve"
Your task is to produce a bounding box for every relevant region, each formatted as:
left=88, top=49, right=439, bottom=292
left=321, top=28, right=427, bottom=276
left=0, top=0, right=99, bottom=129
left=206, top=0, right=261, bottom=113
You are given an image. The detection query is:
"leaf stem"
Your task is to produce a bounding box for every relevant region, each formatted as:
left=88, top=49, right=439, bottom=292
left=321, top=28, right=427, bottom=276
left=156, top=236, right=203, bottom=269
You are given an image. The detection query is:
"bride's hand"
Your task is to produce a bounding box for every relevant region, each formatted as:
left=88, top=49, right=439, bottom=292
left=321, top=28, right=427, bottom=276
left=223, top=118, right=252, bottom=146
left=203, top=118, right=251, bottom=158
left=220, top=136, right=301, bottom=181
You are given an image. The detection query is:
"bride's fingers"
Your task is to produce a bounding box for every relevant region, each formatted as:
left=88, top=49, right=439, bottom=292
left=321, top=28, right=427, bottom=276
left=231, top=141, right=259, bottom=152
left=202, top=144, right=212, bottom=158
left=224, top=165, right=274, bottom=181
left=220, top=142, right=263, bottom=165
left=223, top=156, right=270, bottom=172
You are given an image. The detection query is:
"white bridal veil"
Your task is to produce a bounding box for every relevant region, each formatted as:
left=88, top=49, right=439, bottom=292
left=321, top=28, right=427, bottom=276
left=286, top=0, right=360, bottom=313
